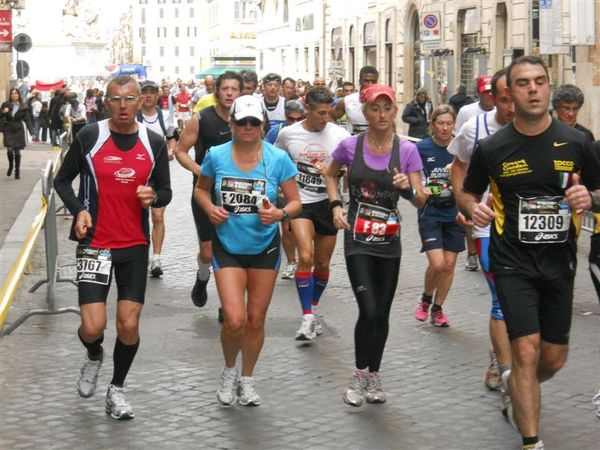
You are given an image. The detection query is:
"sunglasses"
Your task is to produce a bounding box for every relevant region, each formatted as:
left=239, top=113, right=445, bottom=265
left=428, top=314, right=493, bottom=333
left=286, top=115, right=304, bottom=122
left=234, top=117, right=262, bottom=127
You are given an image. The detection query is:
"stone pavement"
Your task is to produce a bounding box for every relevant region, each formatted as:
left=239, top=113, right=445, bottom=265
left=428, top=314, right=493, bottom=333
left=0, top=160, right=598, bottom=450
left=0, top=142, right=56, bottom=287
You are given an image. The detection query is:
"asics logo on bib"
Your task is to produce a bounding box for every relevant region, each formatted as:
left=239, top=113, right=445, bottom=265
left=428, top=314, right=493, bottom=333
left=535, top=232, right=559, bottom=241
left=233, top=205, right=253, bottom=214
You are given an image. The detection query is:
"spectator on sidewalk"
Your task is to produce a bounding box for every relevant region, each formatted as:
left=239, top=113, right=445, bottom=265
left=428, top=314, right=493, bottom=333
left=401, top=88, right=433, bottom=139
left=0, top=88, right=34, bottom=179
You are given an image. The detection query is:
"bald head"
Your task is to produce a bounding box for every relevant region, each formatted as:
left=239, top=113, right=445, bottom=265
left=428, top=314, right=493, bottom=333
left=204, top=75, right=215, bottom=93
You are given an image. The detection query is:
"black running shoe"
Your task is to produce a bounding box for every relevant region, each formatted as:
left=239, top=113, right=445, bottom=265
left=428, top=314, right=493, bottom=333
left=191, top=272, right=209, bottom=307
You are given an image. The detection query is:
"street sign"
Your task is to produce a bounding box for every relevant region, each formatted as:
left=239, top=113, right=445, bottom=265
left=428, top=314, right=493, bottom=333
left=16, top=60, right=29, bottom=79
left=0, top=10, right=12, bottom=53
left=421, top=12, right=442, bottom=50
left=13, top=33, right=32, bottom=53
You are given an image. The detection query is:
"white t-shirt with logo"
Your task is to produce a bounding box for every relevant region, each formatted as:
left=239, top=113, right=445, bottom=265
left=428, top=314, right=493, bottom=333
left=448, top=110, right=504, bottom=239
left=275, top=121, right=350, bottom=204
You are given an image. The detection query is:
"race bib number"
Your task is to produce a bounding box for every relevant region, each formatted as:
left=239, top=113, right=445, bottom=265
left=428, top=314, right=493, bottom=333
left=296, top=161, right=325, bottom=193
left=353, top=203, right=400, bottom=244
left=518, top=195, right=571, bottom=244
left=220, top=176, right=266, bottom=215
left=76, top=247, right=112, bottom=285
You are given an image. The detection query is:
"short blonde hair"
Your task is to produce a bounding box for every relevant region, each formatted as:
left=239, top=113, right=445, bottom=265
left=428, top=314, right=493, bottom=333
left=428, top=104, right=456, bottom=136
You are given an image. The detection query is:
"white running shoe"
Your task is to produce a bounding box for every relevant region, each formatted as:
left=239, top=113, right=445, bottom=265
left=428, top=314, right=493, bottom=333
left=484, top=351, right=502, bottom=391
left=76, top=354, right=102, bottom=398
left=295, top=315, right=316, bottom=340
left=464, top=253, right=479, bottom=271
left=592, top=390, right=600, bottom=419
left=237, top=376, right=261, bottom=406
left=281, top=261, right=297, bottom=280
left=105, top=384, right=135, bottom=420
left=313, top=307, right=323, bottom=336
left=501, top=370, right=519, bottom=432
left=366, top=372, right=386, bottom=404
left=343, top=370, right=368, bottom=407
left=149, top=257, right=163, bottom=278
left=216, top=367, right=238, bottom=406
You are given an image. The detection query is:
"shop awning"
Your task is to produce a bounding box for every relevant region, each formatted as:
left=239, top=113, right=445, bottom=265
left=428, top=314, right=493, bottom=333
left=195, top=65, right=256, bottom=78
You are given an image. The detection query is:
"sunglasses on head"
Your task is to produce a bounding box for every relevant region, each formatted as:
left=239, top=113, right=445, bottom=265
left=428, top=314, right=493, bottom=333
left=234, top=117, right=262, bottom=127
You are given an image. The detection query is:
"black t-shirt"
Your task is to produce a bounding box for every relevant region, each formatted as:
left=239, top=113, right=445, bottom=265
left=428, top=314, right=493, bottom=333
left=464, top=119, right=600, bottom=278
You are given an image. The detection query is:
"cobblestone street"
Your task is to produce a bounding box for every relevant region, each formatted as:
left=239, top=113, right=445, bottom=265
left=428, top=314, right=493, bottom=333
left=0, top=161, right=598, bottom=450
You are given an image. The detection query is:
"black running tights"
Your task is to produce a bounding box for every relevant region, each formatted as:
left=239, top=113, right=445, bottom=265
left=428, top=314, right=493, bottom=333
left=346, top=253, right=400, bottom=372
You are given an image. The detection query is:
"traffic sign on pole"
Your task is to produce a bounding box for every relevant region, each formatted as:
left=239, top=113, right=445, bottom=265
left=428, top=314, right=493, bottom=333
left=16, top=60, right=29, bottom=79
left=0, top=11, right=12, bottom=53
left=12, top=33, right=32, bottom=53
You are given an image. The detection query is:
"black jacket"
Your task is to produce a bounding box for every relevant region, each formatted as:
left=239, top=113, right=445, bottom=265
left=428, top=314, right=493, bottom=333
left=0, top=101, right=34, bottom=149
left=402, top=100, right=433, bottom=139
left=448, top=93, right=474, bottom=114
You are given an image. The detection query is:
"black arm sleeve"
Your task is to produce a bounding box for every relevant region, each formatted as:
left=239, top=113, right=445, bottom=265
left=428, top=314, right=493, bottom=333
left=462, top=144, right=490, bottom=197
left=148, top=135, right=172, bottom=208
left=54, top=137, right=85, bottom=217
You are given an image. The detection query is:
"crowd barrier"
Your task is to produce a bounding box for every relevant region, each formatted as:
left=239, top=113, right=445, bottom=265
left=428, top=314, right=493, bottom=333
left=0, top=133, right=79, bottom=338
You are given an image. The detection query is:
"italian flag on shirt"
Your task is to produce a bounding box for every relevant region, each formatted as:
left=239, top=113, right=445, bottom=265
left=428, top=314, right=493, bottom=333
left=558, top=172, right=573, bottom=189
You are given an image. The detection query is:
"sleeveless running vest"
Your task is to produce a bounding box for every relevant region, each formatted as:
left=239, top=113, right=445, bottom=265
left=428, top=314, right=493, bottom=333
left=194, top=106, right=232, bottom=179
left=345, top=133, right=402, bottom=258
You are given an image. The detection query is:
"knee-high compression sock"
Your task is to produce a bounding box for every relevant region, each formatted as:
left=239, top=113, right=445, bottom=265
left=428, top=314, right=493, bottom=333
left=110, top=338, right=140, bottom=387
left=78, top=329, right=104, bottom=361
left=312, top=271, right=329, bottom=306
left=295, top=271, right=314, bottom=314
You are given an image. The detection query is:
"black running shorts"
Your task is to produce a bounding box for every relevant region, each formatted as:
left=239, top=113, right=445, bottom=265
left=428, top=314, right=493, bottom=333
left=77, top=245, right=149, bottom=305
left=293, top=199, right=337, bottom=236
left=495, top=273, right=574, bottom=345
left=212, top=233, right=281, bottom=271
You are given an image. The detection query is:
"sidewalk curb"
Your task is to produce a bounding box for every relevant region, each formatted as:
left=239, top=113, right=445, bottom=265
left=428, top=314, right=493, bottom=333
left=0, top=178, right=43, bottom=284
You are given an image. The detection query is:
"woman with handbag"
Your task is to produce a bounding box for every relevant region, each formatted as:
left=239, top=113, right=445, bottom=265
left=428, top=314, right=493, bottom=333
left=0, top=88, right=34, bottom=179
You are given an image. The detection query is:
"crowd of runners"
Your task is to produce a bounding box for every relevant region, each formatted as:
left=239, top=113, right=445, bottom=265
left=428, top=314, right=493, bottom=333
left=51, top=55, right=600, bottom=450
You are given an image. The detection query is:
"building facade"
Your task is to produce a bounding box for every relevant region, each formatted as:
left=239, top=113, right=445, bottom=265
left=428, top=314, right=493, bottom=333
left=257, top=0, right=599, bottom=135
left=205, top=0, right=259, bottom=74
left=131, top=0, right=209, bottom=82
left=257, top=0, right=325, bottom=83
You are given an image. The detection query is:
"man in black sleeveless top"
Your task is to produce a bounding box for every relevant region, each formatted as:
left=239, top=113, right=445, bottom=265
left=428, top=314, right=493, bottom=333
left=175, top=71, right=243, bottom=316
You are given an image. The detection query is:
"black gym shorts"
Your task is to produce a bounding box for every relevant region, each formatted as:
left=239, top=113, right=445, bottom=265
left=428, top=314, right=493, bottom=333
left=495, top=273, right=574, bottom=345
left=293, top=199, right=337, bottom=236
left=77, top=245, right=149, bottom=305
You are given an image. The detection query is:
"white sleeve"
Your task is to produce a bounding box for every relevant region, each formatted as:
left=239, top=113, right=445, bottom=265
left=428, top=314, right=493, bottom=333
left=448, top=121, right=475, bottom=163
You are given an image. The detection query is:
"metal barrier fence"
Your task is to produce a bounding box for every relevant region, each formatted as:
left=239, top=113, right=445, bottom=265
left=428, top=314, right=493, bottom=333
left=581, top=211, right=595, bottom=233
left=0, top=134, right=79, bottom=337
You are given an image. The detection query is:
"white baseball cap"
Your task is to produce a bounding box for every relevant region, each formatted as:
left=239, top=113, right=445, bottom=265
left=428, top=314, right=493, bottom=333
left=230, top=95, right=266, bottom=122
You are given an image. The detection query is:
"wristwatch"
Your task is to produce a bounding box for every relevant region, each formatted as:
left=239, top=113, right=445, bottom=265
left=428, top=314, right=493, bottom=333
left=280, top=208, right=289, bottom=221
